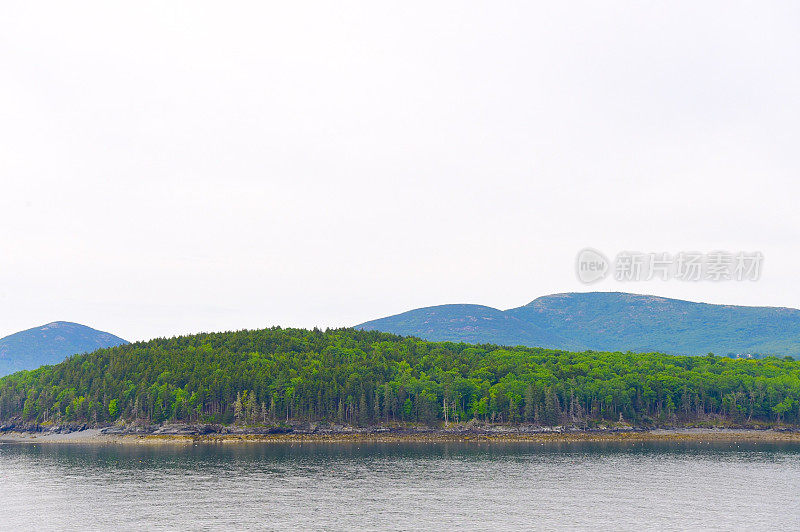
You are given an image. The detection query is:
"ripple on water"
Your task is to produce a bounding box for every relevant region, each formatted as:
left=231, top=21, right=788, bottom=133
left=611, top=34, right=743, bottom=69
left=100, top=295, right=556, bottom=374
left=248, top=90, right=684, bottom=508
left=1, top=441, right=800, bottom=530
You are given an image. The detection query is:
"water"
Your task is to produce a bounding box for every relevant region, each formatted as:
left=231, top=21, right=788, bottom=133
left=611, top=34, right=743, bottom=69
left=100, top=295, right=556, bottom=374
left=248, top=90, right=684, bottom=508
left=1, top=440, right=800, bottom=531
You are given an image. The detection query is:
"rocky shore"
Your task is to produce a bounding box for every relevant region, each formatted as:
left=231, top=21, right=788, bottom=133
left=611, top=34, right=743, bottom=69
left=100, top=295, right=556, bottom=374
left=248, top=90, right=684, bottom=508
left=3, top=421, right=800, bottom=444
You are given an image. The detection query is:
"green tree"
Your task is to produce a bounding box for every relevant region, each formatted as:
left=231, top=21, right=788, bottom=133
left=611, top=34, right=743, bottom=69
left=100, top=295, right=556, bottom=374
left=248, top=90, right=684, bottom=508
left=108, top=399, right=119, bottom=419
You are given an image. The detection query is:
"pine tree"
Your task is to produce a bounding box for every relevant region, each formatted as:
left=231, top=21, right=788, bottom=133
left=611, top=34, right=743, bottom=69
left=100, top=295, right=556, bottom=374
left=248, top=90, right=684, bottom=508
left=359, top=393, right=368, bottom=426
left=524, top=385, right=535, bottom=422
left=233, top=392, right=243, bottom=424
left=544, top=388, right=560, bottom=426
left=383, top=384, right=394, bottom=422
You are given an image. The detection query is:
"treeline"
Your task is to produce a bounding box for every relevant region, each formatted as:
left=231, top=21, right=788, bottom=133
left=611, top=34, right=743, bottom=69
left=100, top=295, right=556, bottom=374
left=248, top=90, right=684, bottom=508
left=1, top=327, right=800, bottom=427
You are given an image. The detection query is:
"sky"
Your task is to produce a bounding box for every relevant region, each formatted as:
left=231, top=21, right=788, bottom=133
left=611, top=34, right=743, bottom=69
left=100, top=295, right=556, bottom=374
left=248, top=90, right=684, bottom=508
left=2, top=2, right=799, bottom=341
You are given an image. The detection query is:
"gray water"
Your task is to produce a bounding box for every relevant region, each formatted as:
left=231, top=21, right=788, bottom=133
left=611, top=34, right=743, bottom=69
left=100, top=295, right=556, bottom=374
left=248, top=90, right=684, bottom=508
left=1, top=441, right=800, bottom=531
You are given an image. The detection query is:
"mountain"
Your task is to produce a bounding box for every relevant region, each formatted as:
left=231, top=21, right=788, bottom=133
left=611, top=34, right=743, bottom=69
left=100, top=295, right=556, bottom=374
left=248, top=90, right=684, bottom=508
left=356, top=292, right=800, bottom=357
left=0, top=322, right=128, bottom=376
left=355, top=304, right=583, bottom=351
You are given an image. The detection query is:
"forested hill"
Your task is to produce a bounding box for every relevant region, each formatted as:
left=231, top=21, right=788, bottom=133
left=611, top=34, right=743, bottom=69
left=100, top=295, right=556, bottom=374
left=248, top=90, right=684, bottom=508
left=357, top=292, right=800, bottom=357
left=2, top=327, right=800, bottom=428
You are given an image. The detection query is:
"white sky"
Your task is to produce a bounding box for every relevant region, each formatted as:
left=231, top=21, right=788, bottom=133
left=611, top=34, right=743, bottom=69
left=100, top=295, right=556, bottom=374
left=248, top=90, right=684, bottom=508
left=2, top=2, right=799, bottom=341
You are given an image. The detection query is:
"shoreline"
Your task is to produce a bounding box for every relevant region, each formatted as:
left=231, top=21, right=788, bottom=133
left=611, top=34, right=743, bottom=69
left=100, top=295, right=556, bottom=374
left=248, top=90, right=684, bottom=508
left=4, top=427, right=800, bottom=445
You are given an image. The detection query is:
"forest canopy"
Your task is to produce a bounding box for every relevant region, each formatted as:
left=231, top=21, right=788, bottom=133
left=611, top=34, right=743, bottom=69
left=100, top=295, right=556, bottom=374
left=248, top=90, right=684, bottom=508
left=1, top=327, right=800, bottom=427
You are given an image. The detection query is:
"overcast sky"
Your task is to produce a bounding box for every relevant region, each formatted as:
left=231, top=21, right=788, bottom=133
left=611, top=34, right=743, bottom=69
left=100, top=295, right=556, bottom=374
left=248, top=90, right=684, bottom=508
left=2, top=2, right=799, bottom=341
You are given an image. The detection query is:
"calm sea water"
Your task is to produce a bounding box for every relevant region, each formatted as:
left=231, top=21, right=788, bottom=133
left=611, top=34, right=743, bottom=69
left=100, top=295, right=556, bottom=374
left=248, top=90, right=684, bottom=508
left=1, top=440, right=799, bottom=531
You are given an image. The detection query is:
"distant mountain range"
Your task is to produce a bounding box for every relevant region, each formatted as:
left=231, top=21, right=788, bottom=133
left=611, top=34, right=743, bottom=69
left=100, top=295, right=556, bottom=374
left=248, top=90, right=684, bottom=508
left=356, top=292, right=800, bottom=357
left=4, top=294, right=798, bottom=378
left=0, top=322, right=128, bottom=376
